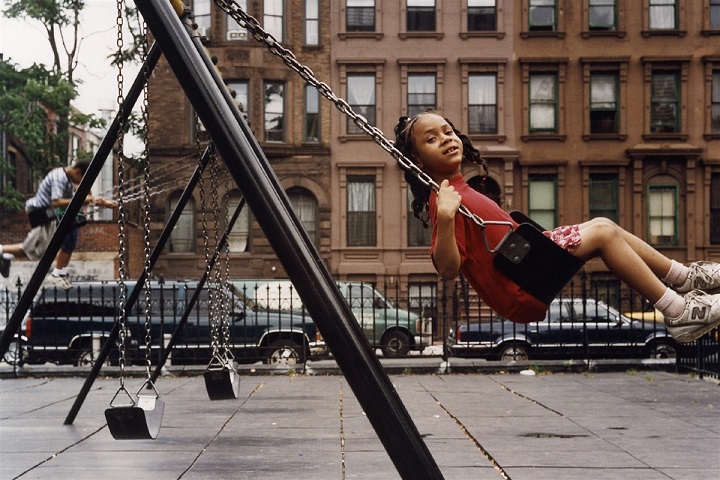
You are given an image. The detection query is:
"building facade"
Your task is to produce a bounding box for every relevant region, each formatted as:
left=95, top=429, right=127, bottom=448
left=141, top=1, right=720, bottom=306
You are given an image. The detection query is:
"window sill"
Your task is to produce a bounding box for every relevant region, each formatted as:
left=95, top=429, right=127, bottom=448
left=460, top=31, right=506, bottom=40
left=521, top=134, right=566, bottom=142
left=399, top=32, right=445, bottom=40
left=701, top=29, right=720, bottom=36
left=339, top=134, right=377, bottom=143
left=520, top=31, right=565, bottom=39
left=338, top=32, right=384, bottom=40
left=703, top=133, right=720, bottom=141
left=469, top=134, right=506, bottom=143
left=581, top=30, right=626, bottom=39
left=582, top=133, right=628, bottom=142
left=641, top=30, right=687, bottom=38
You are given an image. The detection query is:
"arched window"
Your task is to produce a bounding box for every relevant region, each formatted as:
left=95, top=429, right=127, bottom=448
left=168, top=191, right=195, bottom=253
left=227, top=190, right=251, bottom=253
left=287, top=187, right=319, bottom=248
left=468, top=175, right=502, bottom=206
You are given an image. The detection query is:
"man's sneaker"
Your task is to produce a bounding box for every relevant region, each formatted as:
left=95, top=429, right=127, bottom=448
left=675, top=261, right=720, bottom=294
left=664, top=290, right=720, bottom=343
left=0, top=253, right=12, bottom=278
left=47, top=274, right=73, bottom=290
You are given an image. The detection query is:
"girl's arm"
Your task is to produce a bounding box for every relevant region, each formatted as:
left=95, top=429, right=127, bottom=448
left=432, top=179, right=462, bottom=279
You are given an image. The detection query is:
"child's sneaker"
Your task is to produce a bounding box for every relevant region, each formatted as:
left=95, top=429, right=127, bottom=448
left=664, top=289, right=720, bottom=343
left=0, top=253, right=12, bottom=278
left=47, top=274, right=73, bottom=290
left=675, top=261, right=720, bottom=294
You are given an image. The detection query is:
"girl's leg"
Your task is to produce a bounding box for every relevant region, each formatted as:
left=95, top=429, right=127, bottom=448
left=571, top=218, right=670, bottom=303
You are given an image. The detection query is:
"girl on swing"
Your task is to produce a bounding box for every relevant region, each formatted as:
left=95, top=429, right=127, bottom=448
left=395, top=110, right=720, bottom=343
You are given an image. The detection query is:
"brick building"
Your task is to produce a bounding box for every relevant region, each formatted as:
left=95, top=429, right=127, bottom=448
left=141, top=0, right=720, bottom=307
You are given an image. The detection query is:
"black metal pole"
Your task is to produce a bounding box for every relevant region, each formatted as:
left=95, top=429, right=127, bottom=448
left=150, top=197, right=246, bottom=383
left=64, top=144, right=213, bottom=425
left=135, top=1, right=443, bottom=478
left=0, top=43, right=162, bottom=361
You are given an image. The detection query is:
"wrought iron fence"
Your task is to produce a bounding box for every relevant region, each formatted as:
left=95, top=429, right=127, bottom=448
left=0, top=277, right=717, bottom=379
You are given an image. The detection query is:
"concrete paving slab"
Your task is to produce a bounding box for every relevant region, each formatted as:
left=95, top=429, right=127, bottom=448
left=0, top=370, right=717, bottom=479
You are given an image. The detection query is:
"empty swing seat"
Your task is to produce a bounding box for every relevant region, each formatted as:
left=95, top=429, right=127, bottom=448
left=493, top=211, right=585, bottom=305
left=204, top=356, right=240, bottom=400
left=105, top=383, right=164, bottom=440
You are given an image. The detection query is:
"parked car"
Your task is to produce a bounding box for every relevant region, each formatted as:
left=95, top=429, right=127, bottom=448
left=447, top=298, right=688, bottom=361
left=233, top=279, right=433, bottom=357
left=18, top=280, right=326, bottom=366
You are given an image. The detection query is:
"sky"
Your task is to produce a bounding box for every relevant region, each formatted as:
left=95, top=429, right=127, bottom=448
left=0, top=0, right=141, bottom=117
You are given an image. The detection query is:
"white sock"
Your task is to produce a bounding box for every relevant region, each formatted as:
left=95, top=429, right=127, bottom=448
left=52, top=268, right=67, bottom=277
left=654, top=288, right=685, bottom=319
left=662, top=260, right=690, bottom=287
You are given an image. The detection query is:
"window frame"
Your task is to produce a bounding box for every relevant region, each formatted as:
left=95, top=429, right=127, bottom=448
left=528, top=0, right=556, bottom=32
left=650, top=71, right=680, bottom=134
left=346, top=175, right=377, bottom=247
left=460, top=59, right=506, bottom=141
left=527, top=174, right=558, bottom=230
left=647, top=184, right=679, bottom=247
left=643, top=0, right=685, bottom=36
left=648, top=0, right=678, bottom=31
left=642, top=59, right=689, bottom=141
left=304, top=84, right=321, bottom=143
left=226, top=0, right=248, bottom=41
left=263, top=80, right=286, bottom=143
left=407, top=187, right=431, bottom=247
left=305, top=0, right=320, bottom=46
left=406, top=0, right=437, bottom=32
left=287, top=187, right=320, bottom=248
left=168, top=191, right=196, bottom=254
left=400, top=0, right=443, bottom=38
left=227, top=190, right=251, bottom=253
left=263, top=0, right=285, bottom=43
left=589, top=173, right=619, bottom=223
left=467, top=72, right=498, bottom=135
left=345, top=73, right=377, bottom=135
left=528, top=72, right=558, bottom=134
left=520, top=59, right=567, bottom=141
left=345, top=0, right=377, bottom=34
left=407, top=72, right=437, bottom=117
left=589, top=72, right=619, bottom=135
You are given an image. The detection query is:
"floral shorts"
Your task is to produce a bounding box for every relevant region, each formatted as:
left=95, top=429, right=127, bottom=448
left=543, top=224, right=582, bottom=254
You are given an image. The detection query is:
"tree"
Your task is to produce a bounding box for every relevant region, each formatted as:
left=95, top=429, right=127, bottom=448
left=0, top=59, right=101, bottom=212
left=3, top=0, right=87, bottom=164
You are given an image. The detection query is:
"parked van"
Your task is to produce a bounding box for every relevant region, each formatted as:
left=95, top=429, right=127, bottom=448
left=232, top=279, right=433, bottom=357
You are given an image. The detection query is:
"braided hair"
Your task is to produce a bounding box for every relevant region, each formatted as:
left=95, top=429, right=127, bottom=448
left=394, top=110, right=487, bottom=229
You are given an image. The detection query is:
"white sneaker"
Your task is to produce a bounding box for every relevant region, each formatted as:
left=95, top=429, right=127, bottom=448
left=665, top=290, right=720, bottom=343
left=47, top=274, right=73, bottom=290
left=675, top=261, right=720, bottom=294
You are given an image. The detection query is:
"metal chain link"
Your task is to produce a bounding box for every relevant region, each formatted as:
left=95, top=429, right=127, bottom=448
left=212, top=0, right=510, bottom=241
left=219, top=166, right=232, bottom=359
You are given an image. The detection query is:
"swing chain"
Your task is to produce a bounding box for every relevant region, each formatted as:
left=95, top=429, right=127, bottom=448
left=212, top=0, right=513, bottom=246
left=115, top=0, right=129, bottom=386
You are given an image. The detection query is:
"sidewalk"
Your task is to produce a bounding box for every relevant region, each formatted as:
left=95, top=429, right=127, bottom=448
left=1, top=363, right=718, bottom=479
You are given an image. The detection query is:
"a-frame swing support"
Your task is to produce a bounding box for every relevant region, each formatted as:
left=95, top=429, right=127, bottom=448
left=135, top=1, right=443, bottom=478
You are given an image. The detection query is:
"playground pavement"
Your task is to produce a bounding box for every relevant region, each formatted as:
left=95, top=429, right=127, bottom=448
left=0, top=358, right=718, bottom=480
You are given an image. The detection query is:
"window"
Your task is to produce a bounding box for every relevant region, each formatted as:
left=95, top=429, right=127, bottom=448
left=650, top=72, right=679, bottom=133
left=468, top=73, right=497, bottom=134
left=589, top=174, right=619, bottom=222
left=649, top=0, right=677, bottom=30
left=288, top=188, right=319, bottom=248
left=264, top=81, right=285, bottom=142
left=192, top=0, right=211, bottom=29
left=647, top=185, right=677, bottom=246
left=407, top=74, right=436, bottom=117
left=347, top=176, right=376, bottom=246
left=407, top=0, right=436, bottom=31
left=712, top=0, right=720, bottom=29
left=713, top=71, right=720, bottom=133
left=227, top=191, right=250, bottom=252
left=226, top=0, right=247, bottom=40
left=468, top=0, right=496, bottom=31
left=168, top=192, right=195, bottom=253
left=305, top=0, right=319, bottom=45
left=347, top=74, right=376, bottom=134
left=528, top=176, right=557, bottom=229
left=529, top=73, right=557, bottom=133
left=711, top=173, right=720, bottom=244
left=264, top=0, right=284, bottom=41
left=305, top=84, right=320, bottom=142
left=590, top=73, right=618, bottom=134
left=529, top=0, right=556, bottom=31
left=347, top=0, right=375, bottom=32
left=408, top=282, right=436, bottom=325
left=588, top=0, right=616, bottom=30
left=227, top=80, right=249, bottom=117
left=407, top=188, right=431, bottom=247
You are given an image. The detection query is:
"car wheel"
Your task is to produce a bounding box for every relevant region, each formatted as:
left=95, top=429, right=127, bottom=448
left=265, top=340, right=305, bottom=365
left=648, top=342, right=677, bottom=359
left=381, top=331, right=410, bottom=358
left=498, top=344, right=529, bottom=362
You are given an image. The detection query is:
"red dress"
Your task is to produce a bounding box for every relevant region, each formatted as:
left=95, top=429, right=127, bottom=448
left=429, top=174, right=575, bottom=323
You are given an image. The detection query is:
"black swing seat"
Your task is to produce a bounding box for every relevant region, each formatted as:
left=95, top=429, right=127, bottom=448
left=493, top=211, right=585, bottom=305
left=105, top=384, right=164, bottom=440
left=204, top=356, right=240, bottom=400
